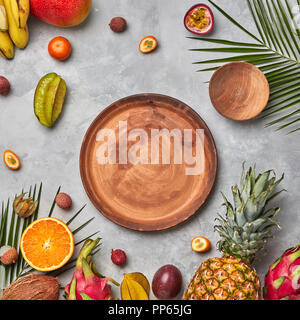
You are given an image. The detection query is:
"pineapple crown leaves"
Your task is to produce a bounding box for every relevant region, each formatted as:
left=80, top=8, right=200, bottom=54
left=215, top=164, right=285, bottom=265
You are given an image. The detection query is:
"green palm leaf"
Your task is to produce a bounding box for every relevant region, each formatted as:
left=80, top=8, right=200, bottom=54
left=0, top=184, right=100, bottom=291
left=190, top=0, right=300, bottom=133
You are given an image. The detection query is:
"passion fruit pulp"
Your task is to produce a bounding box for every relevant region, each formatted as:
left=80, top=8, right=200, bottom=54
left=184, top=4, right=214, bottom=35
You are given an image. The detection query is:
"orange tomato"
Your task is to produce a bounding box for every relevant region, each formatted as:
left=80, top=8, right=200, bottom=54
left=139, top=36, right=158, bottom=53
left=48, top=36, right=72, bottom=61
left=191, top=236, right=211, bottom=253
left=4, top=150, right=21, bottom=170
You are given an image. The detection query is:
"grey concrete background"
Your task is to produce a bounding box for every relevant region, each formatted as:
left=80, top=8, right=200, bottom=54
left=0, top=0, right=299, bottom=299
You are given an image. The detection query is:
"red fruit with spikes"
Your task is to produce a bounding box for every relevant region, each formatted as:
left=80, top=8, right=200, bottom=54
left=65, top=238, right=118, bottom=300
left=264, top=244, right=300, bottom=300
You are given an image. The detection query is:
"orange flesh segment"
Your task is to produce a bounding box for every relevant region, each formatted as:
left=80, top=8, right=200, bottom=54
left=21, top=218, right=74, bottom=271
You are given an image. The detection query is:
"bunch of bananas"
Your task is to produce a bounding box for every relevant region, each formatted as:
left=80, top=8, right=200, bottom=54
left=0, top=0, right=30, bottom=59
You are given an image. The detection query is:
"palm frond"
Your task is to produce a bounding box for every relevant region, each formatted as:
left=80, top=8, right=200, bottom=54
left=0, top=184, right=100, bottom=290
left=189, top=0, right=300, bottom=133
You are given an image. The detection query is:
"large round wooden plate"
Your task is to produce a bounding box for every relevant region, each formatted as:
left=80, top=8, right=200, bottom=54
left=80, top=94, right=217, bottom=231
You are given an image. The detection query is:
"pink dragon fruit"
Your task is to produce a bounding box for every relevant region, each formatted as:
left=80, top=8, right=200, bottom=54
left=264, top=244, right=300, bottom=300
left=65, top=238, right=118, bottom=300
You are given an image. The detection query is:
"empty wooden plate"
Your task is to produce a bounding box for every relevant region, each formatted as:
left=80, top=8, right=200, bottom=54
left=80, top=94, right=218, bottom=231
left=209, top=62, right=270, bottom=121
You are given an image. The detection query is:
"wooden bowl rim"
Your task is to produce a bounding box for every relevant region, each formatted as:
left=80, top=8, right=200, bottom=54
left=209, top=61, right=270, bottom=121
left=79, top=93, right=218, bottom=232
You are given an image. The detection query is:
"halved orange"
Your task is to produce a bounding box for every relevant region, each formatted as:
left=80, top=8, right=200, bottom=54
left=20, top=217, right=74, bottom=272
left=191, top=236, right=211, bottom=253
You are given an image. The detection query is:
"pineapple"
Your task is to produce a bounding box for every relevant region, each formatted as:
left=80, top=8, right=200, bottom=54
left=184, top=165, right=284, bottom=300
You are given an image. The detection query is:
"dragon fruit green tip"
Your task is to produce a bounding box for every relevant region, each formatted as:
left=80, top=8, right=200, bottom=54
left=64, top=238, right=118, bottom=300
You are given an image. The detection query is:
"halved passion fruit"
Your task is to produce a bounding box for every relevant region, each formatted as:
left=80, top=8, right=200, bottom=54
left=184, top=4, right=214, bottom=35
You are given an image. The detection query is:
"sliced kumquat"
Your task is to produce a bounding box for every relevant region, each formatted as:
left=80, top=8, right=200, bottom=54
left=3, top=150, right=21, bottom=170
left=139, top=36, right=158, bottom=53
left=20, top=217, right=74, bottom=272
left=191, top=236, right=211, bottom=253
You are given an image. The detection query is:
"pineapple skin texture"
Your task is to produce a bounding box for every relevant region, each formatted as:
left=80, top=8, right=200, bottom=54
left=183, top=256, right=261, bottom=300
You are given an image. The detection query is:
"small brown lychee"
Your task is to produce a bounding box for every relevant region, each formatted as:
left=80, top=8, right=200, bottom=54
left=0, top=246, right=18, bottom=265
left=109, top=17, right=127, bottom=33
left=0, top=76, right=10, bottom=96
left=56, top=192, right=72, bottom=209
left=111, top=249, right=127, bottom=266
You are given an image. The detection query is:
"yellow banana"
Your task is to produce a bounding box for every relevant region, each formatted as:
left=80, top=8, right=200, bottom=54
left=0, top=0, right=13, bottom=59
left=0, top=30, right=14, bottom=59
left=11, top=0, right=30, bottom=29
left=0, top=0, right=8, bottom=31
left=10, top=0, right=19, bottom=26
left=4, top=0, right=29, bottom=49
left=18, top=0, right=30, bottom=29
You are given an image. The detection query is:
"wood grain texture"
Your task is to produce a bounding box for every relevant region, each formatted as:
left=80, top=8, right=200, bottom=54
left=80, top=94, right=218, bottom=231
left=209, top=62, right=270, bottom=121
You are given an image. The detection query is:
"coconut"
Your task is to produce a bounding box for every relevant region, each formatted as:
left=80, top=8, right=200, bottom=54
left=1, top=275, right=60, bottom=300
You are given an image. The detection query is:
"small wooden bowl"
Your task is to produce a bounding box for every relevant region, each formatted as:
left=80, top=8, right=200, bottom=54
left=209, top=62, right=269, bottom=121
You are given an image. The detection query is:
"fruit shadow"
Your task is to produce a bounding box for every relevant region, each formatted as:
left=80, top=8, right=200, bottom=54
left=226, top=114, right=267, bottom=130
